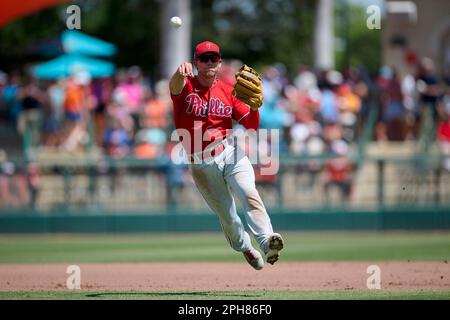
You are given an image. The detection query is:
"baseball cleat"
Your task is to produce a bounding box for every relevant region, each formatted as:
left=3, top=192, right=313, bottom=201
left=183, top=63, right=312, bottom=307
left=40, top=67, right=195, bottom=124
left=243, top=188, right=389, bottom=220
left=243, top=248, right=264, bottom=270
left=265, top=233, right=284, bottom=265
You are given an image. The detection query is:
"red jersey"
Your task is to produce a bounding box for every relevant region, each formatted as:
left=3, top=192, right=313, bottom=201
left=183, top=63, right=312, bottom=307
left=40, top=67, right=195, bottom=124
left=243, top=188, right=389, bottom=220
left=171, top=76, right=260, bottom=154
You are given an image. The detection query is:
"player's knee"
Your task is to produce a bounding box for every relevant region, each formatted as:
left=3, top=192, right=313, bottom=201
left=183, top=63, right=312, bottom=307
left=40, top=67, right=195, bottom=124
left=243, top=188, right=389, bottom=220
left=222, top=218, right=243, bottom=231
left=246, top=189, right=264, bottom=212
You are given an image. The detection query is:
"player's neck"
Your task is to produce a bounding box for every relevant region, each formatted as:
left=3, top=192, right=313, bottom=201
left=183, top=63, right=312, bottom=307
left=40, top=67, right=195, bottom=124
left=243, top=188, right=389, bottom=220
left=196, top=74, right=217, bottom=88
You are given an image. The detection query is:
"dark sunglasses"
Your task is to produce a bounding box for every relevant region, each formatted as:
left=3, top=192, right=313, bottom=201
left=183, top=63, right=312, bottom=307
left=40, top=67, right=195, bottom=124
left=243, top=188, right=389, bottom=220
left=197, top=54, right=221, bottom=63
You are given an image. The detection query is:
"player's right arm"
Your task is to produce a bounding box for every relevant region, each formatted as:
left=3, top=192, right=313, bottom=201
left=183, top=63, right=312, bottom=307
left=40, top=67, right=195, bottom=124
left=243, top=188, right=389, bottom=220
left=169, top=62, right=194, bottom=95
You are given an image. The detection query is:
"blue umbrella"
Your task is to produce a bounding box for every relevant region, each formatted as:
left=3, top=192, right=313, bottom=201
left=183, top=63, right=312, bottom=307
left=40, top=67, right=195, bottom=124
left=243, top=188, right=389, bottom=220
left=61, top=30, right=117, bottom=57
left=32, top=53, right=115, bottom=79
left=31, top=30, right=117, bottom=57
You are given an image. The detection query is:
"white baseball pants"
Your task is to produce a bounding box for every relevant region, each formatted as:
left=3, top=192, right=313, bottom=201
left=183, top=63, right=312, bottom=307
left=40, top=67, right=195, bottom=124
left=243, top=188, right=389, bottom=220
left=189, top=143, right=274, bottom=253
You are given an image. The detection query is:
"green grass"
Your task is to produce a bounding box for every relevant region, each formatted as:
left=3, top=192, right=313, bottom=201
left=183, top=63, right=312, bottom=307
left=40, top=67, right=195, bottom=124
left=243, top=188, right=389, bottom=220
left=0, top=231, right=449, bottom=263
left=1, top=232, right=449, bottom=300
left=0, top=290, right=449, bottom=300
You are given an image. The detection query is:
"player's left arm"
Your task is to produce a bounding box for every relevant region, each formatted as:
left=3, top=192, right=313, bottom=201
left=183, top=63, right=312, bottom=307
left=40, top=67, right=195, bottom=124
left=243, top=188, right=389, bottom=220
left=231, top=95, right=260, bottom=130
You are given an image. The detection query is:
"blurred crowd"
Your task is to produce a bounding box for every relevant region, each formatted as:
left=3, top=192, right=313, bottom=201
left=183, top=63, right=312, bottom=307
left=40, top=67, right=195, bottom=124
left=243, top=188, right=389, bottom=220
left=0, top=151, right=40, bottom=210
left=1, top=56, right=450, bottom=209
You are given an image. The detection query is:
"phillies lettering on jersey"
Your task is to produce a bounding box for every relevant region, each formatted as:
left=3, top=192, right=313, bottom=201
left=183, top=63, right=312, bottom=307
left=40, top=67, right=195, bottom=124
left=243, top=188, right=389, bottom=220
left=171, top=76, right=260, bottom=154
left=185, top=94, right=232, bottom=117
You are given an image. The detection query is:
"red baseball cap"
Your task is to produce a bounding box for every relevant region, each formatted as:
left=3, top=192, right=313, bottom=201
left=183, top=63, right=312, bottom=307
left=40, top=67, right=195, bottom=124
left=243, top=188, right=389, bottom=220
left=195, top=41, right=221, bottom=58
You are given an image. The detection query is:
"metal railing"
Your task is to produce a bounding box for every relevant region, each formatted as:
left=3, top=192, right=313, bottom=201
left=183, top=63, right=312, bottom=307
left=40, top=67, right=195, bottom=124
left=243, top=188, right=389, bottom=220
left=3, top=99, right=449, bottom=214
left=1, top=153, right=449, bottom=214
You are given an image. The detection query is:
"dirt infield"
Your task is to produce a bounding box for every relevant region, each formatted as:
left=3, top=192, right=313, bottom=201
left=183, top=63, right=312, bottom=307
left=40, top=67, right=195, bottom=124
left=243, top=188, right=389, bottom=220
left=0, top=262, right=449, bottom=292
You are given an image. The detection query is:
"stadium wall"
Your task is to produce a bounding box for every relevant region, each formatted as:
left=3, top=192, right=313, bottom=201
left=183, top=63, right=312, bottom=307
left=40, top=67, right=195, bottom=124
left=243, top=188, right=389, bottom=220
left=0, top=207, right=449, bottom=233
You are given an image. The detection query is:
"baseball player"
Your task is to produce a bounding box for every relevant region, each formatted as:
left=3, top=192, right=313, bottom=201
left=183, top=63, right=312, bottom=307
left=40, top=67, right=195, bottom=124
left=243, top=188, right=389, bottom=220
left=169, top=41, right=283, bottom=270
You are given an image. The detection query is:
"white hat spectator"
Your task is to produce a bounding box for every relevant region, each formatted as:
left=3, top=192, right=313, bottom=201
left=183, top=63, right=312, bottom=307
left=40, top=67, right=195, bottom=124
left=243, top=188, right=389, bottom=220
left=340, top=112, right=357, bottom=126
left=290, top=123, right=310, bottom=142
left=331, top=140, right=349, bottom=156
left=307, top=136, right=325, bottom=155
left=73, top=70, right=91, bottom=86
left=421, top=57, right=435, bottom=72
left=295, top=69, right=317, bottom=92
left=326, top=70, right=343, bottom=86
left=1, top=161, right=15, bottom=176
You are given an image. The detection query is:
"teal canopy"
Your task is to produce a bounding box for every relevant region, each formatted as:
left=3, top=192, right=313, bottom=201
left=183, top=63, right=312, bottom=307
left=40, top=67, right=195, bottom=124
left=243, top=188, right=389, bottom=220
left=61, top=30, right=117, bottom=57
left=32, top=53, right=115, bottom=79
left=34, top=30, right=117, bottom=57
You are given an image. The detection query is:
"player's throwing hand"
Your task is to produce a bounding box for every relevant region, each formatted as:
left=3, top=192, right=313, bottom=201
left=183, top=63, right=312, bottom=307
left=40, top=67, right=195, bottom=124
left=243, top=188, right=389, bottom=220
left=178, top=62, right=194, bottom=77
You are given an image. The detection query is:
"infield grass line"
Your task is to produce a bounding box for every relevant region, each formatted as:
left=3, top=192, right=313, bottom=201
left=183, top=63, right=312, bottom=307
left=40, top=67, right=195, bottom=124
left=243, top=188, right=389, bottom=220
left=0, top=290, right=449, bottom=300
left=0, top=231, right=449, bottom=263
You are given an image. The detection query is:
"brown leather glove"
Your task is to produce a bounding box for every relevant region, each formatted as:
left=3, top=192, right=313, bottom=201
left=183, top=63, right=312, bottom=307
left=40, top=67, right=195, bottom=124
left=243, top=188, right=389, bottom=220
left=232, top=65, right=263, bottom=110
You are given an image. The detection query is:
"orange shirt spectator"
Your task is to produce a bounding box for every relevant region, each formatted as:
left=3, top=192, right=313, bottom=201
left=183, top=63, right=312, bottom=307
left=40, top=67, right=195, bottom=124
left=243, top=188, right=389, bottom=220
left=336, top=84, right=361, bottom=113
left=133, top=143, right=159, bottom=159
left=141, top=98, right=169, bottom=129
left=64, top=83, right=85, bottom=117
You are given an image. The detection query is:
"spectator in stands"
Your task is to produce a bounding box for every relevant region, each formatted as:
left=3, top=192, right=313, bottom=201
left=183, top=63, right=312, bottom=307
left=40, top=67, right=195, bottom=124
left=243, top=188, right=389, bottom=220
left=0, top=162, right=15, bottom=208
left=26, top=162, right=40, bottom=209
left=377, top=67, right=406, bottom=141
left=0, top=150, right=13, bottom=208
left=91, top=77, right=114, bottom=147
left=60, top=71, right=96, bottom=152
left=236, top=129, right=279, bottom=186
left=0, top=71, right=6, bottom=89
left=417, top=57, right=443, bottom=120
left=103, top=98, right=134, bottom=158
left=437, top=87, right=450, bottom=171
left=1, top=71, right=21, bottom=125
left=288, top=67, right=321, bottom=123
left=0, top=155, right=33, bottom=209
left=133, top=127, right=167, bottom=159
left=139, top=89, right=170, bottom=130
left=401, top=66, right=420, bottom=140
left=17, top=75, right=45, bottom=146
left=323, top=118, right=344, bottom=143
left=324, top=140, right=354, bottom=205
left=43, top=78, right=66, bottom=147
left=112, top=66, right=148, bottom=132
left=284, top=70, right=321, bottom=155
left=0, top=71, right=8, bottom=123
left=440, top=79, right=450, bottom=117
left=336, top=83, right=361, bottom=141
left=288, top=118, right=323, bottom=156
left=163, top=141, right=189, bottom=205
left=259, top=65, right=289, bottom=130
left=103, top=119, right=132, bottom=158
left=294, top=66, right=317, bottom=94
left=354, top=69, right=372, bottom=134
left=11, top=163, right=29, bottom=208
left=319, top=70, right=342, bottom=125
